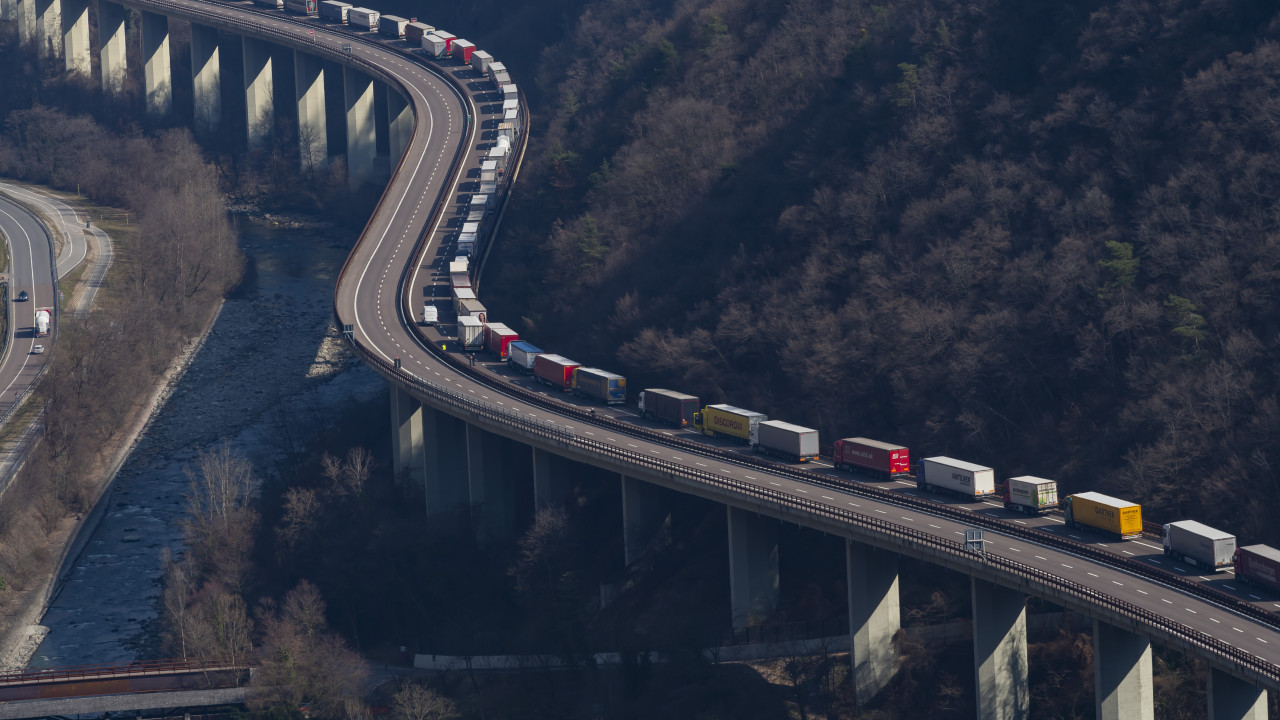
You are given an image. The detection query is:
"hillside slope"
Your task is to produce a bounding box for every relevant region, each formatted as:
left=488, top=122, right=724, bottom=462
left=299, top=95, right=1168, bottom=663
left=417, top=0, right=1280, bottom=543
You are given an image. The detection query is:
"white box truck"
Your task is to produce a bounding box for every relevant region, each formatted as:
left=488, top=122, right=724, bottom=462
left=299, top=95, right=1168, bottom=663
left=1163, top=520, right=1236, bottom=571
left=1002, top=476, right=1058, bottom=514
left=319, top=0, right=351, bottom=22
left=755, top=420, right=819, bottom=462
left=458, top=315, right=483, bottom=350
left=348, top=7, right=378, bottom=30
left=918, top=457, right=996, bottom=499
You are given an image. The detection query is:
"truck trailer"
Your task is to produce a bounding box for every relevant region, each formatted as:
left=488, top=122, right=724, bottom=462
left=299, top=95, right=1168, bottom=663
left=458, top=316, right=484, bottom=351
left=471, top=50, right=493, bottom=73
left=483, top=322, right=518, bottom=359
left=638, top=389, right=699, bottom=427
left=452, top=39, right=475, bottom=63
left=284, top=0, right=317, bottom=15
left=1063, top=492, right=1142, bottom=539
left=508, top=341, right=542, bottom=372
left=378, top=14, right=408, bottom=37
left=832, top=437, right=909, bottom=479
left=252, top=0, right=284, bottom=9
left=34, top=308, right=50, bottom=337
left=347, top=7, right=378, bottom=30
left=1163, top=520, right=1236, bottom=571
left=458, top=299, right=486, bottom=323
left=422, top=34, right=447, bottom=58
left=1235, top=545, right=1280, bottom=594
left=1002, top=476, right=1058, bottom=514
left=534, top=354, right=579, bottom=391
left=695, top=404, right=767, bottom=445
left=755, top=420, right=820, bottom=462
left=404, top=22, right=433, bottom=44
left=318, top=0, right=351, bottom=22
left=574, top=368, right=626, bottom=405
left=917, top=457, right=995, bottom=498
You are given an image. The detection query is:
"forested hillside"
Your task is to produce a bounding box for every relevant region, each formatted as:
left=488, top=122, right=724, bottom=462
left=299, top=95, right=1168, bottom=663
left=460, top=0, right=1280, bottom=542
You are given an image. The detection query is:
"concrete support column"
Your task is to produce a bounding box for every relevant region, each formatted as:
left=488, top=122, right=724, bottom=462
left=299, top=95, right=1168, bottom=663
left=190, top=23, right=221, bottom=134
left=242, top=36, right=273, bottom=149
left=972, top=578, right=1029, bottom=720
left=390, top=384, right=424, bottom=488
left=1208, top=667, right=1268, bottom=720
left=847, top=540, right=901, bottom=706
left=343, top=66, right=376, bottom=190
left=622, top=475, right=666, bottom=566
left=97, top=0, right=126, bottom=96
left=34, top=0, right=60, bottom=59
left=386, top=87, right=412, bottom=166
left=466, top=424, right=513, bottom=541
left=140, top=11, right=171, bottom=115
left=532, top=447, right=569, bottom=511
left=1093, top=619, right=1154, bottom=720
left=16, top=0, right=35, bottom=47
left=61, top=0, right=89, bottom=75
left=1, top=0, right=15, bottom=23
left=726, top=506, right=779, bottom=627
left=294, top=50, right=327, bottom=170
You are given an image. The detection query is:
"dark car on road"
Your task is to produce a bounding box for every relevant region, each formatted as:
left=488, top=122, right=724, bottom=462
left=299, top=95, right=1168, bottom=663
left=15, top=291, right=27, bottom=302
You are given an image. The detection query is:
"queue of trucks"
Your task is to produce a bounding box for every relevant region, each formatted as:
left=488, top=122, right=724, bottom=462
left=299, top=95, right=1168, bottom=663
left=291, top=1, right=1280, bottom=608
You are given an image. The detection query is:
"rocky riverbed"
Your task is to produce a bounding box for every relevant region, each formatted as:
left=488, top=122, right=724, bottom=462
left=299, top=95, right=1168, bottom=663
left=28, top=216, right=385, bottom=666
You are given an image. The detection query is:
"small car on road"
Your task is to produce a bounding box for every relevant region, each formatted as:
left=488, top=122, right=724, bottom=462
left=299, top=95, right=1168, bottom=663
left=31, top=344, right=43, bottom=354
left=16, top=291, right=28, bottom=302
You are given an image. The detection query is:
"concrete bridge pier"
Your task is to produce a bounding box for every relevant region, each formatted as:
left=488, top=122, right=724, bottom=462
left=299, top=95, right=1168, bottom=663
left=1208, top=667, right=1268, bottom=720
left=61, top=0, right=89, bottom=75
left=15, top=0, right=35, bottom=47
left=390, top=384, right=425, bottom=487
left=386, top=87, right=412, bottom=166
left=343, top=66, right=376, bottom=189
left=531, top=447, right=569, bottom=510
left=847, top=540, right=901, bottom=706
left=243, top=36, right=274, bottom=149
left=34, top=0, right=60, bottom=59
left=621, top=475, right=667, bottom=566
left=0, top=0, right=15, bottom=23
left=1093, top=619, right=1154, bottom=720
left=190, top=23, right=221, bottom=134
left=727, top=506, right=779, bottom=627
left=140, top=10, right=171, bottom=114
left=98, top=0, right=127, bottom=96
left=972, top=578, right=1029, bottom=720
left=294, top=49, right=327, bottom=169
left=466, top=424, right=516, bottom=541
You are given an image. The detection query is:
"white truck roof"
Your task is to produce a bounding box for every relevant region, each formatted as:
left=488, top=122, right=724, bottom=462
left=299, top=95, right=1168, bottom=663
left=707, top=403, right=766, bottom=419
left=760, top=420, right=817, bottom=434
left=1007, top=475, right=1055, bottom=486
left=1071, top=491, right=1137, bottom=509
left=1165, top=519, right=1234, bottom=540
left=923, top=456, right=992, bottom=473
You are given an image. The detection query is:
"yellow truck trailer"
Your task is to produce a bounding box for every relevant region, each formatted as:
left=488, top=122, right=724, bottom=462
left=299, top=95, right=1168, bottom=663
left=1063, top=491, right=1142, bottom=539
left=694, top=404, right=767, bottom=444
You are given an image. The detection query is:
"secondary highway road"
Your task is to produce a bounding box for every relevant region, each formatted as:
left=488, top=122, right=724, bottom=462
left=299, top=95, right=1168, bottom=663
left=119, top=0, right=1280, bottom=688
left=0, top=194, right=59, bottom=419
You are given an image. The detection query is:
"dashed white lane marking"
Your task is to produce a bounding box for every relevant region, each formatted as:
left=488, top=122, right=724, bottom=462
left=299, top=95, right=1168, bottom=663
left=1137, top=590, right=1148, bottom=595
left=1162, top=599, right=1173, bottom=604
left=1087, top=572, right=1098, bottom=578
left=821, top=495, right=834, bottom=500
left=929, top=524, right=941, bottom=529
left=1035, top=556, right=1047, bottom=561
left=849, top=503, right=860, bottom=508
left=1211, top=618, right=1221, bottom=623
left=900, top=517, right=913, bottom=522
left=1061, top=564, right=1074, bottom=569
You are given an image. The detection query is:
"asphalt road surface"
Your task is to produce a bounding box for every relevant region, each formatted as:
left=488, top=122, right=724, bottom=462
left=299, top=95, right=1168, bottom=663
left=0, top=195, right=58, bottom=417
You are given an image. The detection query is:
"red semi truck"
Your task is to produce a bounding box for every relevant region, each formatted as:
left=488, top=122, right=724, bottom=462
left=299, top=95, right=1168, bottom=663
left=831, top=437, right=910, bottom=479
left=534, top=354, right=579, bottom=391
left=484, top=322, right=518, bottom=359
left=1235, top=545, right=1280, bottom=594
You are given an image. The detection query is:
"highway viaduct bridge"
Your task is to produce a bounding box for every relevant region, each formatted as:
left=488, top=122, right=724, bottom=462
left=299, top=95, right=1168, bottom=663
left=1, top=0, right=1277, bottom=718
